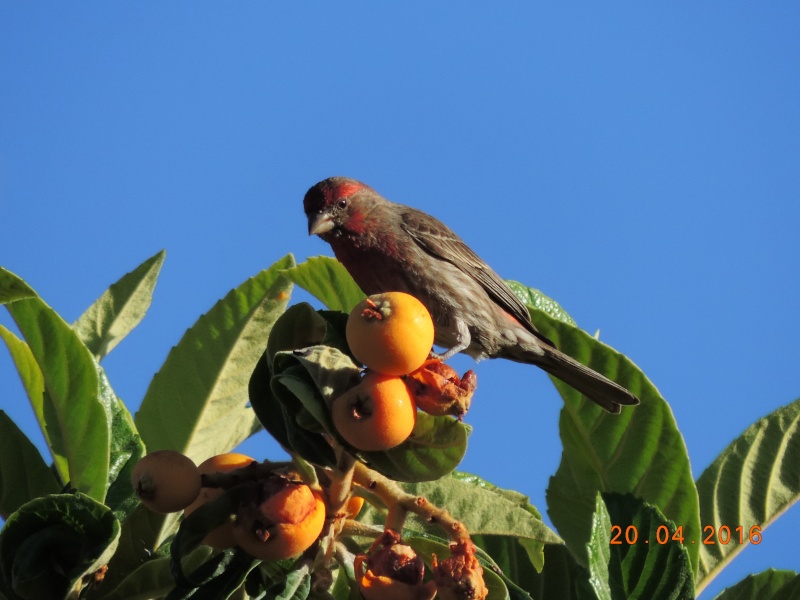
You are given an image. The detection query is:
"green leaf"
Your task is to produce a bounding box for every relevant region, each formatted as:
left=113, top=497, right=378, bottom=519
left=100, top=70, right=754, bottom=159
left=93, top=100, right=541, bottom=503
left=166, top=549, right=257, bottom=600
left=96, top=547, right=213, bottom=600
left=0, top=324, right=73, bottom=487
left=99, top=366, right=146, bottom=521
left=695, top=397, right=800, bottom=595
left=389, top=472, right=560, bottom=545
left=3, top=260, right=150, bottom=517
left=100, top=505, right=181, bottom=593
left=135, top=255, right=294, bottom=463
left=506, top=281, right=576, bottom=326
left=449, top=472, right=555, bottom=572
left=0, top=493, right=120, bottom=600
left=403, top=473, right=562, bottom=595
left=1, top=268, right=110, bottom=501
left=73, top=249, right=166, bottom=360
left=273, top=345, right=362, bottom=410
left=521, top=544, right=591, bottom=600
left=0, top=327, right=45, bottom=420
left=330, top=562, right=360, bottom=600
left=533, top=307, right=699, bottom=574
left=264, top=561, right=311, bottom=600
left=265, top=303, right=330, bottom=369
left=284, top=256, right=365, bottom=312
left=587, top=493, right=612, bottom=600
left=170, top=487, right=250, bottom=577
left=267, top=364, right=339, bottom=467
left=601, top=493, right=694, bottom=600
left=0, top=324, right=62, bottom=477
left=359, top=413, right=470, bottom=482
left=468, top=536, right=540, bottom=598
left=711, top=569, right=800, bottom=600
left=250, top=351, right=305, bottom=460
left=0, top=268, right=35, bottom=304
left=247, top=560, right=300, bottom=599
left=0, top=411, right=60, bottom=520
left=249, top=305, right=341, bottom=464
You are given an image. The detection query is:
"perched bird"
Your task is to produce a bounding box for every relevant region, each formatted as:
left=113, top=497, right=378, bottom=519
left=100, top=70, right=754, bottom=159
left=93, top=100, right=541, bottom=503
left=304, top=177, right=639, bottom=413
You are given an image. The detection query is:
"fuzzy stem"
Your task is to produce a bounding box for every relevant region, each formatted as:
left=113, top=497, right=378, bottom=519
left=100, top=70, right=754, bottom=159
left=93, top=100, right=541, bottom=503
left=352, top=462, right=471, bottom=543
left=340, top=519, right=384, bottom=540
left=328, top=448, right=357, bottom=515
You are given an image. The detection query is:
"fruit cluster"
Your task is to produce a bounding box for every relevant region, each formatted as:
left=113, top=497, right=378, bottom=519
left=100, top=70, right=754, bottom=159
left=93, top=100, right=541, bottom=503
left=131, top=451, right=325, bottom=561
left=130, top=291, right=486, bottom=599
left=355, top=529, right=487, bottom=600
left=334, top=292, right=477, bottom=452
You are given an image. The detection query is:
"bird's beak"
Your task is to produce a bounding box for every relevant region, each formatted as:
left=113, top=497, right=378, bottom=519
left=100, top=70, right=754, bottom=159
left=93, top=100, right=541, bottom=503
left=308, top=211, right=335, bottom=236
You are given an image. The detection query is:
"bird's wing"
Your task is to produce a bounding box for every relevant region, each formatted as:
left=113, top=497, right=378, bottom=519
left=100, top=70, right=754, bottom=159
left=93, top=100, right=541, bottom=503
left=399, top=205, right=554, bottom=346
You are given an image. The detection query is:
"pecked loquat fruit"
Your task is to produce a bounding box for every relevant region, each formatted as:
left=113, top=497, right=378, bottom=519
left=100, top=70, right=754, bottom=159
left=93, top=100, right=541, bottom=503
left=355, top=529, right=436, bottom=600
left=233, top=478, right=326, bottom=561
left=433, top=540, right=489, bottom=600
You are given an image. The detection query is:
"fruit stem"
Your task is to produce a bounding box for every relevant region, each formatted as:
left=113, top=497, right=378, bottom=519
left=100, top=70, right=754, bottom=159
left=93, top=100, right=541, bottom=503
left=328, top=448, right=357, bottom=516
left=340, top=519, right=383, bottom=539
left=352, top=462, right=472, bottom=544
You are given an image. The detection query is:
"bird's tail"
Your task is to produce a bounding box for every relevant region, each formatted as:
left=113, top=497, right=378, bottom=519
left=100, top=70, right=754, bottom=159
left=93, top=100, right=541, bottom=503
left=531, top=344, right=639, bottom=414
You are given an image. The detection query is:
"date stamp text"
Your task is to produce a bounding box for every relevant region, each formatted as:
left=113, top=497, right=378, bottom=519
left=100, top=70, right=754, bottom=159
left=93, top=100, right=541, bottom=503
left=610, top=525, right=762, bottom=546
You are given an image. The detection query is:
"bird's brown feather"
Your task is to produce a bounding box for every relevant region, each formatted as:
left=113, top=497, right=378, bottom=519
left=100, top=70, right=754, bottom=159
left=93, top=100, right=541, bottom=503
left=399, top=206, right=555, bottom=347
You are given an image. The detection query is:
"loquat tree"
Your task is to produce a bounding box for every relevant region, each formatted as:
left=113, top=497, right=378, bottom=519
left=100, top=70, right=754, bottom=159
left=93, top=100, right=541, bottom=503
left=0, top=252, right=798, bottom=599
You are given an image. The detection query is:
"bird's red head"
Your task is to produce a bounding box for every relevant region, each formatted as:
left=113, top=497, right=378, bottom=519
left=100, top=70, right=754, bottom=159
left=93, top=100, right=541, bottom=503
left=304, top=177, right=371, bottom=238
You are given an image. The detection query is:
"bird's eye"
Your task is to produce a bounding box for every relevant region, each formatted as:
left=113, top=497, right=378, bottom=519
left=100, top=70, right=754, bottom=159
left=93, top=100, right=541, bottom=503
left=337, top=199, right=347, bottom=209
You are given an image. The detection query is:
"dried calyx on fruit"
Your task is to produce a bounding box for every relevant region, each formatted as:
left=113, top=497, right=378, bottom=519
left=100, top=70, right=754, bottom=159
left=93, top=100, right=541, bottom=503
left=355, top=529, right=436, bottom=600
left=432, top=540, right=488, bottom=600
left=405, top=360, right=477, bottom=419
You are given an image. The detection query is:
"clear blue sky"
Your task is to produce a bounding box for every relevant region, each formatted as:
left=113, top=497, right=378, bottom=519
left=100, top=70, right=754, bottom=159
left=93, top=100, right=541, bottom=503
left=2, top=4, right=799, bottom=597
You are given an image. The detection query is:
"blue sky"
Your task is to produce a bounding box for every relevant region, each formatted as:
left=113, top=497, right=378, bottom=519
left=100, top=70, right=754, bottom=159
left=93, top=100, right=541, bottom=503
left=2, top=4, right=799, bottom=597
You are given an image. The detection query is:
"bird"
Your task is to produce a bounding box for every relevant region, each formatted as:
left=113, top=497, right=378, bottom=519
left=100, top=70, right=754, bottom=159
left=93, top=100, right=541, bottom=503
left=303, top=176, right=639, bottom=413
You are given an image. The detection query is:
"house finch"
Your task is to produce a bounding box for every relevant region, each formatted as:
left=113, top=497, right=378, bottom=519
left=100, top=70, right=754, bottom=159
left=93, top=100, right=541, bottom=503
left=304, top=177, right=639, bottom=413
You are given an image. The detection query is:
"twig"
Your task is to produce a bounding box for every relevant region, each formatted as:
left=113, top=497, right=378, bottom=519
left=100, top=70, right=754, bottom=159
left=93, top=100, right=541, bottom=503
left=352, top=462, right=470, bottom=543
